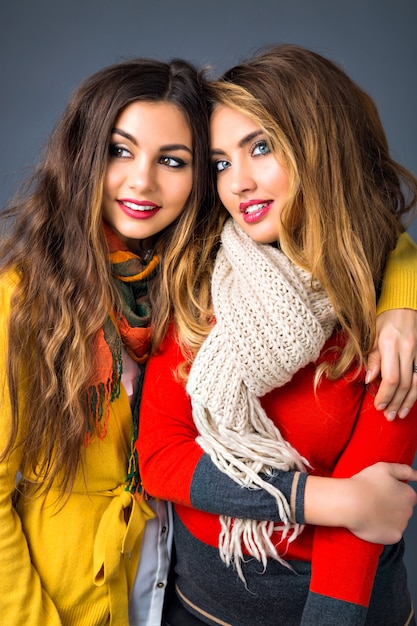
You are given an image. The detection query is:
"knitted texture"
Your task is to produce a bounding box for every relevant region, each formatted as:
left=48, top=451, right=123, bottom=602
left=186, top=219, right=336, bottom=578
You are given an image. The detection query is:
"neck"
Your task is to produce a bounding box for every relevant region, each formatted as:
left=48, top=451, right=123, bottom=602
left=124, top=235, right=157, bottom=260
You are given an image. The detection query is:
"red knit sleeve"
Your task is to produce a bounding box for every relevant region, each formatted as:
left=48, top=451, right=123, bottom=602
left=309, top=387, right=417, bottom=606
left=137, top=328, right=204, bottom=506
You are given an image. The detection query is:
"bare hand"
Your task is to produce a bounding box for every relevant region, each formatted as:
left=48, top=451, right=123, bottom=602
left=367, top=309, right=417, bottom=420
left=348, top=462, right=417, bottom=544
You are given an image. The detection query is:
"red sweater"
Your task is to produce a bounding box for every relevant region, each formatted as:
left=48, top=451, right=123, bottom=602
left=138, top=328, right=417, bottom=625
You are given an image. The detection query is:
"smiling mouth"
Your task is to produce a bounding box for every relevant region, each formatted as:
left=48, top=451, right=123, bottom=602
left=122, top=201, right=159, bottom=212
left=243, top=202, right=270, bottom=215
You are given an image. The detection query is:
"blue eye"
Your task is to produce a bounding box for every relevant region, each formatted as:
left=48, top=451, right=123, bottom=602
left=252, top=140, right=271, bottom=156
left=214, top=160, right=230, bottom=173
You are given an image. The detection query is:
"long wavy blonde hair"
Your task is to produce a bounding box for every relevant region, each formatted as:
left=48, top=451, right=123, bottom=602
left=0, top=57, right=220, bottom=495
left=183, top=44, right=416, bottom=378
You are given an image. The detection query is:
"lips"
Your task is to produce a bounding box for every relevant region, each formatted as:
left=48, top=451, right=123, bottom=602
left=117, top=199, right=161, bottom=219
left=239, top=199, right=273, bottom=223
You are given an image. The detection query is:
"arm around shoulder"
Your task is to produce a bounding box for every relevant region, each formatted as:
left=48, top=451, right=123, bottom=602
left=377, top=232, right=417, bottom=314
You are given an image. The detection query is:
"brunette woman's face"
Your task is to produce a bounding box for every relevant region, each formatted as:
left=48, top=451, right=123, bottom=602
left=210, top=105, right=289, bottom=244
left=103, top=101, right=193, bottom=253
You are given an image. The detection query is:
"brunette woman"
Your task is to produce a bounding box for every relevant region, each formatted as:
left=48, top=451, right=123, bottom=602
left=0, top=57, right=217, bottom=625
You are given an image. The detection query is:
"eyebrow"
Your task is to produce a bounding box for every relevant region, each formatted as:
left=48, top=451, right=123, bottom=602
left=211, top=129, right=264, bottom=156
left=111, top=127, right=193, bottom=154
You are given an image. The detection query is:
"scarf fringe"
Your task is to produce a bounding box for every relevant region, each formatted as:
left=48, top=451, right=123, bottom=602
left=219, top=516, right=299, bottom=583
left=84, top=380, right=121, bottom=447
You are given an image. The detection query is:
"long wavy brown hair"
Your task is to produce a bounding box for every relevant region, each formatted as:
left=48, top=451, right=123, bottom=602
left=0, top=57, right=220, bottom=495
left=190, top=44, right=417, bottom=378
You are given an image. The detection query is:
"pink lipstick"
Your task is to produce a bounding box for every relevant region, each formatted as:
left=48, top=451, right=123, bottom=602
left=117, top=199, right=161, bottom=220
left=239, top=199, right=273, bottom=224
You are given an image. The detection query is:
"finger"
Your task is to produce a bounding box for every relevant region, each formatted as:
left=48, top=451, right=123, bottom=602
left=379, top=354, right=415, bottom=420
left=372, top=309, right=417, bottom=417
left=372, top=349, right=401, bottom=416
left=365, top=345, right=381, bottom=384
left=371, top=319, right=401, bottom=410
left=397, top=369, right=417, bottom=418
left=388, top=463, right=417, bottom=483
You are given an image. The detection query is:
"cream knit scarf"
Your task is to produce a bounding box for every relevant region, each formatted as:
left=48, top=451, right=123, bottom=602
left=186, top=219, right=337, bottom=580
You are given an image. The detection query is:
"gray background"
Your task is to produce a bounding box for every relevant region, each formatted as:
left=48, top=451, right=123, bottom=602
left=1, top=0, right=416, bottom=606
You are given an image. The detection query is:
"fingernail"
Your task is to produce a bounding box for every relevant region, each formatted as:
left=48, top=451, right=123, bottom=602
left=365, top=370, right=371, bottom=384
left=398, top=408, right=409, bottom=419
left=386, top=411, right=397, bottom=421
left=376, top=404, right=387, bottom=411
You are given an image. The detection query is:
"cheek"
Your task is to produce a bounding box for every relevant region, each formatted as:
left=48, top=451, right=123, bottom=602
left=268, top=162, right=290, bottom=196
left=103, top=165, right=120, bottom=195
left=170, top=174, right=193, bottom=208
left=216, top=178, right=232, bottom=212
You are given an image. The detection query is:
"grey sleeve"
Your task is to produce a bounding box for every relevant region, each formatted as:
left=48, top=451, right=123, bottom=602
left=190, top=452, right=307, bottom=523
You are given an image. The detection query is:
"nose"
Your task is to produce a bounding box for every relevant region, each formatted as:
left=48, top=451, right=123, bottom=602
left=229, top=158, right=256, bottom=196
left=128, top=157, right=156, bottom=192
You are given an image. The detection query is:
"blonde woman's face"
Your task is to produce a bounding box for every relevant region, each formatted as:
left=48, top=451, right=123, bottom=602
left=210, top=105, right=289, bottom=244
left=103, top=101, right=193, bottom=253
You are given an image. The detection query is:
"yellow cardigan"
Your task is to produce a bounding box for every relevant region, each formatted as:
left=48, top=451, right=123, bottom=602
left=0, top=231, right=415, bottom=625
left=377, top=232, right=417, bottom=313
left=0, top=270, right=154, bottom=626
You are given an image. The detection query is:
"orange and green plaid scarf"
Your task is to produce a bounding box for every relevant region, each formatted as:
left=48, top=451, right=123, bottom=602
left=86, top=222, right=159, bottom=497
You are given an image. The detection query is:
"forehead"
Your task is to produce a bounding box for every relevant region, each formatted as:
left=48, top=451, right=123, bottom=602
left=210, top=105, right=262, bottom=147
left=114, top=101, right=192, bottom=144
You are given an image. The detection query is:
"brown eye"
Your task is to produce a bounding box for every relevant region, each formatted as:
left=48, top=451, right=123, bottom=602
left=109, top=144, right=131, bottom=158
left=159, top=156, right=186, bottom=168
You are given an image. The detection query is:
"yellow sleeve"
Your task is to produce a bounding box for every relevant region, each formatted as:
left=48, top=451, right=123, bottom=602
left=377, top=232, right=417, bottom=314
left=0, top=270, right=62, bottom=625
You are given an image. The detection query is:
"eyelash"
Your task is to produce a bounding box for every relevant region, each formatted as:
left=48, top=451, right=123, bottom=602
left=109, top=144, right=131, bottom=158
left=108, top=144, right=187, bottom=168
left=214, top=160, right=229, bottom=173
left=159, top=156, right=187, bottom=168
left=251, top=139, right=270, bottom=156
left=213, top=139, right=271, bottom=173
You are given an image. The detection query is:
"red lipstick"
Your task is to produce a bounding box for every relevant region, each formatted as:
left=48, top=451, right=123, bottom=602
left=239, top=199, right=273, bottom=224
left=117, top=199, right=161, bottom=220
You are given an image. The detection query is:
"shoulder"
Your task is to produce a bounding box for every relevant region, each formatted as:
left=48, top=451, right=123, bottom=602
left=0, top=268, right=20, bottom=321
left=0, top=266, right=19, bottom=287
left=150, top=324, right=187, bottom=367
left=0, top=267, right=20, bottom=296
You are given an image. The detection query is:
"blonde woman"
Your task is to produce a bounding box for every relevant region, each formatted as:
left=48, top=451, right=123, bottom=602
left=139, top=45, right=417, bottom=626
